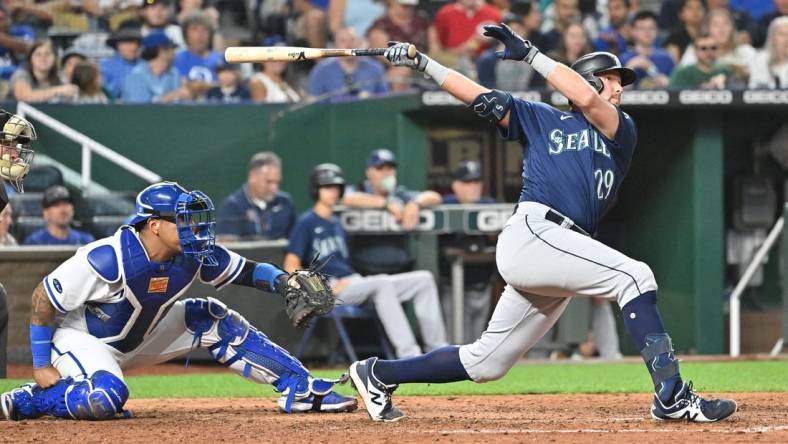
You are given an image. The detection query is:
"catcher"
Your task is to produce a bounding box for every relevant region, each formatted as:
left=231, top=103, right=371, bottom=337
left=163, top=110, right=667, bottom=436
left=1, top=181, right=353, bottom=421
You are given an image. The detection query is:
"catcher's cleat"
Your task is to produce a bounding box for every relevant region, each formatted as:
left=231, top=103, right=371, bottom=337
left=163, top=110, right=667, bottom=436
left=651, top=381, right=737, bottom=422
left=349, top=357, right=405, bottom=422
left=1, top=385, right=35, bottom=421
left=277, top=391, right=358, bottom=413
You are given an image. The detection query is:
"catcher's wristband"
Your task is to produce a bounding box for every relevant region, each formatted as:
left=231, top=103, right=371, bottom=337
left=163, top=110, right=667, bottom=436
left=30, top=324, right=53, bottom=369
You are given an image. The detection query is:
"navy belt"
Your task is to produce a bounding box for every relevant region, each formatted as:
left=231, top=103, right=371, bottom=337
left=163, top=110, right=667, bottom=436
left=544, top=209, right=590, bottom=236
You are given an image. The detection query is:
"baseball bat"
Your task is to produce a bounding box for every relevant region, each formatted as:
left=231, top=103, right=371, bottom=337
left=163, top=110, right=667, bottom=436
left=224, top=45, right=417, bottom=63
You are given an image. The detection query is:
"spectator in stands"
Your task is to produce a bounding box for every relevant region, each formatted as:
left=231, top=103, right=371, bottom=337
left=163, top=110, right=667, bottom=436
left=753, top=0, right=788, bottom=48
left=707, top=0, right=757, bottom=45
left=290, top=0, right=328, bottom=49
left=174, top=11, right=222, bottom=99
left=0, top=204, right=16, bottom=246
left=438, top=160, right=497, bottom=343
left=101, top=27, right=142, bottom=101
left=664, top=0, right=707, bottom=64
left=249, top=39, right=301, bottom=103
left=307, top=27, right=388, bottom=100
left=121, top=0, right=186, bottom=50
left=23, top=185, right=95, bottom=246
left=11, top=40, right=78, bottom=103
left=329, top=0, right=384, bottom=38
left=217, top=151, right=296, bottom=241
left=541, top=0, right=596, bottom=53
left=5, top=0, right=52, bottom=37
left=547, top=21, right=593, bottom=66
left=342, top=148, right=442, bottom=275
left=749, top=16, right=788, bottom=88
left=679, top=8, right=757, bottom=85
left=477, top=12, right=538, bottom=90
left=60, top=48, right=87, bottom=84
left=669, top=29, right=735, bottom=89
left=72, top=60, right=109, bottom=103
left=285, top=163, right=448, bottom=359
left=429, top=0, right=501, bottom=73
left=367, top=0, right=429, bottom=50
left=176, top=0, right=225, bottom=50
left=0, top=6, right=33, bottom=85
left=621, top=11, right=675, bottom=89
left=122, top=31, right=191, bottom=103
left=593, top=0, right=633, bottom=56
left=206, top=63, right=250, bottom=102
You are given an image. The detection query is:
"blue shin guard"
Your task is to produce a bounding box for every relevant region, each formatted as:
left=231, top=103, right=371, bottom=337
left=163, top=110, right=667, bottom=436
left=184, top=297, right=346, bottom=412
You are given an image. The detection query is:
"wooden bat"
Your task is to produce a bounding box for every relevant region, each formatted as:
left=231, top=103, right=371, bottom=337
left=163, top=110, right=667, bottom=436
left=224, top=45, right=417, bottom=63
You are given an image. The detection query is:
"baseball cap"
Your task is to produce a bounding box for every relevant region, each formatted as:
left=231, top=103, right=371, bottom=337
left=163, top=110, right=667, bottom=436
left=141, top=31, right=175, bottom=52
left=106, top=28, right=142, bottom=49
left=42, top=185, right=73, bottom=208
left=367, top=149, right=397, bottom=168
left=397, top=0, right=419, bottom=5
left=453, top=160, right=483, bottom=182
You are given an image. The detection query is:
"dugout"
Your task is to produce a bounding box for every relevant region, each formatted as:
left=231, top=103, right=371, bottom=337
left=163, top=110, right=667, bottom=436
left=1, top=91, right=785, bottom=357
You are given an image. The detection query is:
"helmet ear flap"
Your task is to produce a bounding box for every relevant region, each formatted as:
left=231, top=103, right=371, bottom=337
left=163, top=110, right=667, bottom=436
left=588, top=76, right=604, bottom=92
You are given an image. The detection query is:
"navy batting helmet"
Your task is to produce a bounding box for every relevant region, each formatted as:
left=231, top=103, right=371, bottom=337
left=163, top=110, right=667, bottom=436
left=310, top=163, right=345, bottom=200
left=129, top=181, right=217, bottom=265
left=570, top=52, right=636, bottom=92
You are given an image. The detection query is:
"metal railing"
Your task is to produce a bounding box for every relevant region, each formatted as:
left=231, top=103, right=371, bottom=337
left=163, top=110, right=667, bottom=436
left=728, top=211, right=785, bottom=357
left=16, top=102, right=162, bottom=189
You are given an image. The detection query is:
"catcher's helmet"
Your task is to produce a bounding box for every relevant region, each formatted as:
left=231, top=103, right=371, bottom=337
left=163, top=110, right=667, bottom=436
left=570, top=52, right=636, bottom=92
left=0, top=110, right=36, bottom=193
left=129, top=181, right=217, bottom=265
left=310, top=163, right=345, bottom=200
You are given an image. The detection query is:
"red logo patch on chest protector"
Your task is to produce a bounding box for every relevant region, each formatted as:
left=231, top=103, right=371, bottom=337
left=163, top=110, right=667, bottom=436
left=147, top=277, right=169, bottom=293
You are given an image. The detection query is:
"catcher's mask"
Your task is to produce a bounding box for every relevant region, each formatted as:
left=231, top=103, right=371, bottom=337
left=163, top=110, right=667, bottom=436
left=0, top=110, right=37, bottom=193
left=130, top=182, right=217, bottom=266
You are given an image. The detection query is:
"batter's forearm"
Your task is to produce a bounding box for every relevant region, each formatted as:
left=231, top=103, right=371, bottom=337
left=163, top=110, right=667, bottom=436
left=30, top=283, right=55, bottom=327
left=544, top=63, right=599, bottom=109
left=441, top=71, right=490, bottom=105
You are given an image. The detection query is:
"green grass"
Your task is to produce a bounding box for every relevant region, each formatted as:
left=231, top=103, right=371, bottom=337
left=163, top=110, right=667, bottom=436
left=2, top=361, right=786, bottom=398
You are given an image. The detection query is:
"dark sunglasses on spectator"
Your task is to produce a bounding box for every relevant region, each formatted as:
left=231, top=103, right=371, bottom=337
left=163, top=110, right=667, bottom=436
left=697, top=45, right=718, bottom=51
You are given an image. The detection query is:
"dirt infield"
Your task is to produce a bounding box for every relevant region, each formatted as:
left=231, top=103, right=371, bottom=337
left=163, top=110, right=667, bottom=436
left=3, top=393, right=787, bottom=443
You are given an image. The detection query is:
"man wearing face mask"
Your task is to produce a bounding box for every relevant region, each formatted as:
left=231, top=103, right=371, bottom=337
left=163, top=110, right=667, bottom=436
left=342, top=149, right=442, bottom=275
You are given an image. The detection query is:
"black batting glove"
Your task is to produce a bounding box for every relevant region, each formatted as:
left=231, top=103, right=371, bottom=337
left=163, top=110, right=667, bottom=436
left=384, top=41, right=428, bottom=72
left=482, top=23, right=540, bottom=63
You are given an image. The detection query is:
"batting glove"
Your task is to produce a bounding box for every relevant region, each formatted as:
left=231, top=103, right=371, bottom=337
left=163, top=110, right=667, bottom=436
left=384, top=41, right=428, bottom=72
left=483, top=23, right=540, bottom=63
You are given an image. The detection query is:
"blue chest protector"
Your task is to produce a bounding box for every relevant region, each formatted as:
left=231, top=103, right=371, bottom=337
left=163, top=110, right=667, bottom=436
left=85, top=227, right=200, bottom=353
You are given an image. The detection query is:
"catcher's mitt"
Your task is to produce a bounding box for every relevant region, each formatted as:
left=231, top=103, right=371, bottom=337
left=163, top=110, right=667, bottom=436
left=283, top=255, right=335, bottom=328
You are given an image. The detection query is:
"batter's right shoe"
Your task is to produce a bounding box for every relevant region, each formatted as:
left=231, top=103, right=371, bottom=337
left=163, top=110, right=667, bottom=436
left=349, top=357, right=405, bottom=422
left=651, top=381, right=737, bottom=422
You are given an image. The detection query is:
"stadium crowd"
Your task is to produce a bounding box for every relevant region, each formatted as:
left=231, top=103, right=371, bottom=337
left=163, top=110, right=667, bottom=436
left=0, top=0, right=784, bottom=104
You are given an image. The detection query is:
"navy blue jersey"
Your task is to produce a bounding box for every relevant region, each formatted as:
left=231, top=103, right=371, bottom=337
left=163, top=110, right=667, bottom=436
left=287, top=210, right=355, bottom=279
left=501, top=98, right=637, bottom=234
left=217, top=186, right=296, bottom=240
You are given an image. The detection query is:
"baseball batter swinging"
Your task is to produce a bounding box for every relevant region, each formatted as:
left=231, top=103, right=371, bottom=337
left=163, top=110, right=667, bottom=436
left=349, top=24, right=737, bottom=423
left=2, top=182, right=356, bottom=420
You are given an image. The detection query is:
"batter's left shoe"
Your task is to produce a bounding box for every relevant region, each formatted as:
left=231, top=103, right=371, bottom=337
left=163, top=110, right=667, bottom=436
left=651, top=381, right=737, bottom=422
left=278, top=391, right=358, bottom=413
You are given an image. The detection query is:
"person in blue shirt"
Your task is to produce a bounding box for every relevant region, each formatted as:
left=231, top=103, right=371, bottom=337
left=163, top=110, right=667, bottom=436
left=284, top=163, right=447, bottom=358
left=217, top=151, right=296, bottom=241
left=307, top=27, right=389, bottom=101
left=347, top=28, right=737, bottom=423
left=593, top=0, right=632, bottom=55
left=122, top=31, right=191, bottom=103
left=620, top=11, right=675, bottom=89
left=174, top=11, right=222, bottom=99
left=24, top=186, right=94, bottom=246
left=101, top=28, right=142, bottom=100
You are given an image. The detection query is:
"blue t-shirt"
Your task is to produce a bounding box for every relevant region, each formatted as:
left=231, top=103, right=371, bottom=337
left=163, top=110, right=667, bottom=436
left=174, top=50, right=223, bottom=82
left=216, top=186, right=296, bottom=240
left=100, top=55, right=140, bottom=99
left=442, top=195, right=496, bottom=204
left=501, top=98, right=637, bottom=234
left=24, top=228, right=95, bottom=246
left=287, top=210, right=355, bottom=279
left=619, top=48, right=675, bottom=85
left=121, top=63, right=182, bottom=103
left=307, top=59, right=389, bottom=100
left=593, top=27, right=627, bottom=54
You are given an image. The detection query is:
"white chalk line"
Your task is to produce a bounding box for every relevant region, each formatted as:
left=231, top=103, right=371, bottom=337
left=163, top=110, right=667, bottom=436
left=427, top=425, right=788, bottom=435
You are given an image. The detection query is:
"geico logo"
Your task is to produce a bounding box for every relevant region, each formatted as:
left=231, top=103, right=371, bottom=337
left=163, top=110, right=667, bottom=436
left=422, top=91, right=462, bottom=106
left=678, top=90, right=733, bottom=104
left=512, top=91, right=542, bottom=102
left=476, top=210, right=510, bottom=231
left=620, top=90, right=670, bottom=105
left=341, top=210, right=436, bottom=231
left=743, top=90, right=788, bottom=104
left=550, top=92, right=570, bottom=106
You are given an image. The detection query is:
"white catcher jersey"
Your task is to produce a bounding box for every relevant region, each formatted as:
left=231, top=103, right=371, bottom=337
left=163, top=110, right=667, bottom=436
left=42, top=226, right=245, bottom=354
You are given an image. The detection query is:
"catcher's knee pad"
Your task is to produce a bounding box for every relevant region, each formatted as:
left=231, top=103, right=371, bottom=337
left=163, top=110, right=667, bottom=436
left=183, top=297, right=340, bottom=413
left=8, top=371, right=129, bottom=420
